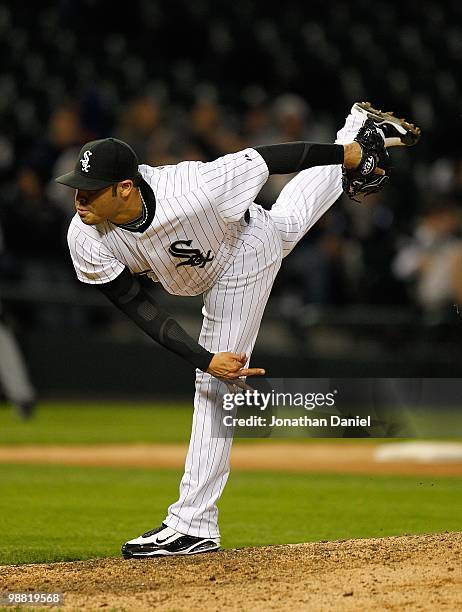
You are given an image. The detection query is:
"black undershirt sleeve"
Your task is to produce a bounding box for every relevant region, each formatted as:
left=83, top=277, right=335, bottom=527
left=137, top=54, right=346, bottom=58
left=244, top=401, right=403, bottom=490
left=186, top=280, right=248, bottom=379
left=254, top=142, right=344, bottom=175
left=98, top=267, right=213, bottom=372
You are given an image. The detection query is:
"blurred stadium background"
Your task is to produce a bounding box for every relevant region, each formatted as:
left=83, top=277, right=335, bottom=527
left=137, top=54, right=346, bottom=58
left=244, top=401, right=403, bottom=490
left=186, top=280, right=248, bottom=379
left=1, top=0, right=462, bottom=407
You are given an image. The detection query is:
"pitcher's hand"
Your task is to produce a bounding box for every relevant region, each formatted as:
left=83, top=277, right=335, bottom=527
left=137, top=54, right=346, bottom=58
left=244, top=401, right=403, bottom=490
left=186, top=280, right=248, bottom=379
left=207, top=352, right=265, bottom=379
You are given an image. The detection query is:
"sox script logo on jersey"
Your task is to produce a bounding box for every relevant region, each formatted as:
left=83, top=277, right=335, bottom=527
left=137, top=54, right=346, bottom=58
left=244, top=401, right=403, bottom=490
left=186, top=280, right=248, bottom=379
left=67, top=148, right=269, bottom=296
left=168, top=240, right=214, bottom=268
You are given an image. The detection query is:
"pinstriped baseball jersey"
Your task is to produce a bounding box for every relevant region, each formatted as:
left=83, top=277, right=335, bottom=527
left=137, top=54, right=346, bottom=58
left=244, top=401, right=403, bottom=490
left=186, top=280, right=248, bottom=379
left=67, top=148, right=269, bottom=296
left=64, top=107, right=367, bottom=545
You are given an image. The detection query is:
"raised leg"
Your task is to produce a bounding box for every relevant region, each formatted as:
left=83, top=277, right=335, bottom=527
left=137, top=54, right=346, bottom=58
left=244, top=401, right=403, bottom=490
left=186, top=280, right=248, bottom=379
left=269, top=108, right=367, bottom=257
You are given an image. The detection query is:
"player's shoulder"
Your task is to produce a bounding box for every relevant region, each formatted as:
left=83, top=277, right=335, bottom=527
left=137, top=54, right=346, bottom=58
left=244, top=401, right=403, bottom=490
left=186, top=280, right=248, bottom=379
left=67, top=214, right=105, bottom=246
left=139, top=161, right=202, bottom=197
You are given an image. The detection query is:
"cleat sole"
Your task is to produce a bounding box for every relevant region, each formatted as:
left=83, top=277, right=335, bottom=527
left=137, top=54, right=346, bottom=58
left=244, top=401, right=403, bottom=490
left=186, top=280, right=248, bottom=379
left=355, top=101, right=421, bottom=146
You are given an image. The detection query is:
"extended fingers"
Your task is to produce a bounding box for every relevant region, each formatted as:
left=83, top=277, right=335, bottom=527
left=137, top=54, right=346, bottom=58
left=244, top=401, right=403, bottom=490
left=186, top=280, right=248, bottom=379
left=229, top=367, right=266, bottom=378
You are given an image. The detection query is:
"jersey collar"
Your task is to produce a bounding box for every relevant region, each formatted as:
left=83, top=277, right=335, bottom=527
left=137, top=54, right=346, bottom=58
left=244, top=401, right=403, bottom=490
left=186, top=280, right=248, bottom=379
left=113, top=179, right=156, bottom=233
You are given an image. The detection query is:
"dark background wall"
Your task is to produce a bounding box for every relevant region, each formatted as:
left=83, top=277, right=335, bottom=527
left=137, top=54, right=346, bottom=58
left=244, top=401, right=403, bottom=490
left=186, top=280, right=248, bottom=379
left=1, top=0, right=462, bottom=400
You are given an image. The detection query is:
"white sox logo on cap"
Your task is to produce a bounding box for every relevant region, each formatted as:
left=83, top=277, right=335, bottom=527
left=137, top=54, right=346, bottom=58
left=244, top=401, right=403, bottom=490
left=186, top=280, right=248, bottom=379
left=80, top=150, right=92, bottom=173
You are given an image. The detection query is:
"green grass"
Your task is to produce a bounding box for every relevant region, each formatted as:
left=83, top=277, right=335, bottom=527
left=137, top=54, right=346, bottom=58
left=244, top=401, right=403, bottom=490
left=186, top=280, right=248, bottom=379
left=0, top=401, right=460, bottom=566
left=1, top=402, right=460, bottom=445
left=0, top=463, right=460, bottom=565
left=0, top=402, right=193, bottom=445
left=0, top=402, right=377, bottom=444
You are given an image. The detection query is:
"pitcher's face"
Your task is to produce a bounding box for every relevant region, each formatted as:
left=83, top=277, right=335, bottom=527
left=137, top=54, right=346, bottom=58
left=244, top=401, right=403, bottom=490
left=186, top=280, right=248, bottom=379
left=74, top=186, right=118, bottom=225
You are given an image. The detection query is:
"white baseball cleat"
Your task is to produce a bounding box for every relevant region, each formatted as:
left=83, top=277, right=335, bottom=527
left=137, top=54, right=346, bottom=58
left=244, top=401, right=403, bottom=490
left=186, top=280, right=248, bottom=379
left=122, top=523, right=220, bottom=558
left=352, top=101, right=421, bottom=147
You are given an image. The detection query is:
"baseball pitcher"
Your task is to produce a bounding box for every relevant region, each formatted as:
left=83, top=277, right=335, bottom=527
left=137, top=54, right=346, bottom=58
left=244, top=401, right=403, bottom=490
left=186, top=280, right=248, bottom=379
left=56, top=102, right=420, bottom=557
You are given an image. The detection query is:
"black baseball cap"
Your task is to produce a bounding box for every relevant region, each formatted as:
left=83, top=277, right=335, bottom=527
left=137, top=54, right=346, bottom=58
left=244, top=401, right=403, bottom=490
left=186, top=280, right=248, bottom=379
left=55, top=138, right=139, bottom=191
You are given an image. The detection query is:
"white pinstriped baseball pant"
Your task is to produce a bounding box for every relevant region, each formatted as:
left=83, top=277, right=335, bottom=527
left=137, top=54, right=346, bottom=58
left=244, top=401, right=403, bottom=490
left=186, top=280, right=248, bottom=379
left=164, top=109, right=367, bottom=540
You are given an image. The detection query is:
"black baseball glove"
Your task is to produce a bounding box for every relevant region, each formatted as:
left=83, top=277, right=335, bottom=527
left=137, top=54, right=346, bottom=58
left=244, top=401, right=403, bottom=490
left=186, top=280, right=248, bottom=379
left=342, top=119, right=390, bottom=202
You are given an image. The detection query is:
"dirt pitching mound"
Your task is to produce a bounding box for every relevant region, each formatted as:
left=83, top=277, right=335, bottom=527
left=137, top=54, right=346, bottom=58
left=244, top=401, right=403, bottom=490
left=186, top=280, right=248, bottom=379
left=1, top=532, right=460, bottom=611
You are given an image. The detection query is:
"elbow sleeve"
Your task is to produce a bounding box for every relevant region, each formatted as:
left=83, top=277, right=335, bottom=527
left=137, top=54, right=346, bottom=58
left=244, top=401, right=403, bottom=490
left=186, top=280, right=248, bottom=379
left=98, top=268, right=213, bottom=371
